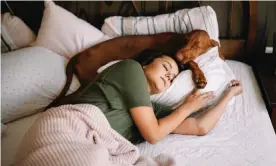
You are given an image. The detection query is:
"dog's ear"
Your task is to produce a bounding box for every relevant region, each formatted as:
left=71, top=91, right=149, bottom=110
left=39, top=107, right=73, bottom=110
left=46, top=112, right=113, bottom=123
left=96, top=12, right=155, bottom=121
left=210, top=39, right=219, bottom=47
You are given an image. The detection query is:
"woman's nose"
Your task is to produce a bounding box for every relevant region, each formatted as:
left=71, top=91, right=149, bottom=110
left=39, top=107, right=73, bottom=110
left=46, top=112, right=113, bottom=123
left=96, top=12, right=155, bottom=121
left=165, top=73, right=173, bottom=81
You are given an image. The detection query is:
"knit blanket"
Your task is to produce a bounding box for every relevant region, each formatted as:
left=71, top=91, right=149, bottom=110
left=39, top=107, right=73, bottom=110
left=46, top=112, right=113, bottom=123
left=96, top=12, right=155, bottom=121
left=14, top=104, right=175, bottom=166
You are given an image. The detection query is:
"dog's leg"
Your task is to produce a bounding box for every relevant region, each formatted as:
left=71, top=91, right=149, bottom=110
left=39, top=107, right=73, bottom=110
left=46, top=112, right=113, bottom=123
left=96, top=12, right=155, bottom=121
left=186, top=60, right=207, bottom=89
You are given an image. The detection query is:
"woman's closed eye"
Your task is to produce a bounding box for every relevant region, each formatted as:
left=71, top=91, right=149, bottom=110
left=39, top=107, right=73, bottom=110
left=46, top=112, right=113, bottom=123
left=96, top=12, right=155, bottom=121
left=162, top=61, right=176, bottom=83
left=163, top=64, right=169, bottom=71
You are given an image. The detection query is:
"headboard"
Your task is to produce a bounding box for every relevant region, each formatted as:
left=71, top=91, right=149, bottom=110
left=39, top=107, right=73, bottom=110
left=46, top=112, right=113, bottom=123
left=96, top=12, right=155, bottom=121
left=1, top=1, right=258, bottom=64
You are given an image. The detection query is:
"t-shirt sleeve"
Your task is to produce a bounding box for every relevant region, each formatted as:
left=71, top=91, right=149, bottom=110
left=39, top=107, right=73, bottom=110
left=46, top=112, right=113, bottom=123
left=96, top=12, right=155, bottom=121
left=101, top=59, right=152, bottom=109
left=152, top=102, right=174, bottom=119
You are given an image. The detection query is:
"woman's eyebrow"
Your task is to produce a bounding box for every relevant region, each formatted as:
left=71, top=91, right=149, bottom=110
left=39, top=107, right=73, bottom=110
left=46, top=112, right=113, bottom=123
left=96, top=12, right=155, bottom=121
left=164, top=61, right=172, bottom=69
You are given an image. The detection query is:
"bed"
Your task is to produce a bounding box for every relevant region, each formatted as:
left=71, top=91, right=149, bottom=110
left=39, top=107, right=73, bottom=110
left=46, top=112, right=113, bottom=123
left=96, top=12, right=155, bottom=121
left=1, top=1, right=276, bottom=166
left=2, top=60, right=276, bottom=166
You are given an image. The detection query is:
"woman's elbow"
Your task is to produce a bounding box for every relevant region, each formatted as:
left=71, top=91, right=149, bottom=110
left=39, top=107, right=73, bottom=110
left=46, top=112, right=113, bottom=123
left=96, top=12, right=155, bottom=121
left=143, top=133, right=161, bottom=145
left=145, top=136, right=160, bottom=145
left=197, top=126, right=210, bottom=136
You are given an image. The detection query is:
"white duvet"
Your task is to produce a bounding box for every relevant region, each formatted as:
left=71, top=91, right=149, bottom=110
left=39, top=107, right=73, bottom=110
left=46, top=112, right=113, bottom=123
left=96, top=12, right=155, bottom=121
left=2, top=60, right=276, bottom=166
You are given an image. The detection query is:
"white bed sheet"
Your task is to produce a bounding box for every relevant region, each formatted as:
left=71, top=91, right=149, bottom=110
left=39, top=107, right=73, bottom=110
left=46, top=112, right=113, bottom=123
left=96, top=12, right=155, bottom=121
left=137, top=60, right=276, bottom=166
left=1, top=60, right=276, bottom=166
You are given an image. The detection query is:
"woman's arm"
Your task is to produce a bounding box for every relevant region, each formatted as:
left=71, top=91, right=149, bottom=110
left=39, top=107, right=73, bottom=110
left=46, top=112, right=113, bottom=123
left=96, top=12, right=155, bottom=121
left=130, top=90, right=214, bottom=144
left=173, top=80, right=243, bottom=135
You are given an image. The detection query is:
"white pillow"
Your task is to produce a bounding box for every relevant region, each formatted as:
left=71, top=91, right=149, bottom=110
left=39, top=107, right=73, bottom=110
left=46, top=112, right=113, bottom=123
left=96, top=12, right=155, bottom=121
left=150, top=47, right=235, bottom=109
left=1, top=12, right=36, bottom=53
left=101, top=6, right=219, bottom=42
left=1, top=47, right=80, bottom=123
left=31, top=0, right=105, bottom=59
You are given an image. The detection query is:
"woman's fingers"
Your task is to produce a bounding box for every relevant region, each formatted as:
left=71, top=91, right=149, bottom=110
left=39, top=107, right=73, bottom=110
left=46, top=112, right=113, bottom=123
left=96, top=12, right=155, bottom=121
left=230, top=80, right=241, bottom=87
left=204, top=94, right=215, bottom=100
left=200, top=91, right=214, bottom=100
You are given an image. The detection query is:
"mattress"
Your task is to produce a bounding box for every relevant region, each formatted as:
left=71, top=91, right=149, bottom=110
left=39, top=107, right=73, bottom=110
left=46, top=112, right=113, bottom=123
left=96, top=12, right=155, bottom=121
left=1, top=60, right=276, bottom=166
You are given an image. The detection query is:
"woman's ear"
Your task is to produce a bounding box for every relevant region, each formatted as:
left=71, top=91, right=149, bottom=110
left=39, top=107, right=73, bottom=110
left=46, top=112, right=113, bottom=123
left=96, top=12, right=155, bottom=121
left=210, top=39, right=219, bottom=47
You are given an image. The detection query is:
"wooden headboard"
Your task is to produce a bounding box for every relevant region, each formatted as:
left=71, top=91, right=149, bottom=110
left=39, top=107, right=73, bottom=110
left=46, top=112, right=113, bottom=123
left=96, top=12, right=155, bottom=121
left=1, top=1, right=258, bottom=64
left=219, top=1, right=258, bottom=62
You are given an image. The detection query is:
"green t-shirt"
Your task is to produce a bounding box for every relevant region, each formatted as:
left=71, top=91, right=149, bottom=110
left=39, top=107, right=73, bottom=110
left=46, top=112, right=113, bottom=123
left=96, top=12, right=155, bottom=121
left=63, top=59, right=173, bottom=143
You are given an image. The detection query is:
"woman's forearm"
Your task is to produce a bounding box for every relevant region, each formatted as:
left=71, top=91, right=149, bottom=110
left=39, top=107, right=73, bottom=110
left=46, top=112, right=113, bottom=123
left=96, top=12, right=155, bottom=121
left=154, top=104, right=194, bottom=142
left=171, top=93, right=234, bottom=136
left=133, top=90, right=218, bottom=144
left=196, top=93, right=233, bottom=132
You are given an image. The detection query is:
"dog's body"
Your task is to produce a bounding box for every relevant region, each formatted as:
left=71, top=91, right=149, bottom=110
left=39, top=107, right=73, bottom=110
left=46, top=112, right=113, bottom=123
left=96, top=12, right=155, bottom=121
left=46, top=30, right=220, bottom=109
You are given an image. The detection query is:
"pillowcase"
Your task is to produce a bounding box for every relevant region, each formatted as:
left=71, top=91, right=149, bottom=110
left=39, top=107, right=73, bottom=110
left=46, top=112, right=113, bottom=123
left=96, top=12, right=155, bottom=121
left=1, top=47, right=80, bottom=123
left=31, top=0, right=105, bottom=59
left=101, top=6, right=219, bottom=42
left=100, top=6, right=235, bottom=109
left=1, top=12, right=36, bottom=53
left=150, top=47, right=235, bottom=109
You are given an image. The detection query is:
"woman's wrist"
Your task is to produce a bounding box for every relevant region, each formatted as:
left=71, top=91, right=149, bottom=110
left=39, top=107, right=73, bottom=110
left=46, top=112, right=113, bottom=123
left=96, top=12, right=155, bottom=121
left=222, top=91, right=234, bottom=101
left=178, top=103, right=194, bottom=115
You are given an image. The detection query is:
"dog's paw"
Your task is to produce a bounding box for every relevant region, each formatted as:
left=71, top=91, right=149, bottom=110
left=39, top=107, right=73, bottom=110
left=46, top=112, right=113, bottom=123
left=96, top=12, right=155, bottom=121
left=193, top=73, right=207, bottom=89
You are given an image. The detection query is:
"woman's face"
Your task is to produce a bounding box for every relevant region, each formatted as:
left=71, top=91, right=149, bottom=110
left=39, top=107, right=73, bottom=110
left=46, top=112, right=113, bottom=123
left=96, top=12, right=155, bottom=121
left=143, top=55, right=179, bottom=94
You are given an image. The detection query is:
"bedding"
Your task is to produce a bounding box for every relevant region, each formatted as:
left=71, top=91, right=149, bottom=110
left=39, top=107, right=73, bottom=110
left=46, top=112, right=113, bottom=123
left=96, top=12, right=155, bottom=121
left=1, top=12, right=36, bottom=53
left=101, top=6, right=219, bottom=42
left=31, top=0, right=105, bottom=59
left=14, top=104, right=175, bottom=166
left=1, top=47, right=80, bottom=123
left=2, top=60, right=276, bottom=166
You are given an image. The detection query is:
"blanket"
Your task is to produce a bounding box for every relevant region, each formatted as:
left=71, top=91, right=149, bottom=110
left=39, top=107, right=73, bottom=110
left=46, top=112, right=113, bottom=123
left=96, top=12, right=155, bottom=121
left=14, top=104, right=175, bottom=166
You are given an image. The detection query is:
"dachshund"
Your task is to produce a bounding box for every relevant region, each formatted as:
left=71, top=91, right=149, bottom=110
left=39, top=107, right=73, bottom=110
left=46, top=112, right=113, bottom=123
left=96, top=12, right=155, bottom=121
left=45, top=29, right=221, bottom=110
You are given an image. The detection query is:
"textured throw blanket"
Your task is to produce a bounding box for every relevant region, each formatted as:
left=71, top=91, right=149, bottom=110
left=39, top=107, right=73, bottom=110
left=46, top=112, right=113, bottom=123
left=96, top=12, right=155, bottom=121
left=14, top=104, right=175, bottom=166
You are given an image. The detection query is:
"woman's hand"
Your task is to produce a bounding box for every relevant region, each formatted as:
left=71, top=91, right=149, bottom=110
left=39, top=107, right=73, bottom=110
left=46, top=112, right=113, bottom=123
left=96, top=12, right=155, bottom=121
left=181, top=89, right=215, bottom=113
left=224, top=80, right=243, bottom=97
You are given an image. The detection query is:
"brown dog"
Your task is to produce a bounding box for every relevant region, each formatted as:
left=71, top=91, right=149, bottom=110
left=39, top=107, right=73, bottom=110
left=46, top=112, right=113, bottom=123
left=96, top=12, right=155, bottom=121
left=46, top=30, right=219, bottom=109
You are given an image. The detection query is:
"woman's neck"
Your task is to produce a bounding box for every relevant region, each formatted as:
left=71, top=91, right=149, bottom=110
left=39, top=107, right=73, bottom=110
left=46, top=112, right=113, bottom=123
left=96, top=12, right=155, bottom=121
left=148, top=84, right=153, bottom=95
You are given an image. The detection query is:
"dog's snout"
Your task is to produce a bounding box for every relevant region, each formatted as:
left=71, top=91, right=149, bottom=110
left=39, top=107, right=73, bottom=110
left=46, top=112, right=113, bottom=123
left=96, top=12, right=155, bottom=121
left=176, top=53, right=183, bottom=61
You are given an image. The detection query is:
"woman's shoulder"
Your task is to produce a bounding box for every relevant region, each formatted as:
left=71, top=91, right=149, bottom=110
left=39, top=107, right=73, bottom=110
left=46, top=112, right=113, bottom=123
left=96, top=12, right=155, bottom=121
left=109, top=59, right=143, bottom=74
left=116, top=59, right=142, bottom=68
left=99, top=59, right=144, bottom=80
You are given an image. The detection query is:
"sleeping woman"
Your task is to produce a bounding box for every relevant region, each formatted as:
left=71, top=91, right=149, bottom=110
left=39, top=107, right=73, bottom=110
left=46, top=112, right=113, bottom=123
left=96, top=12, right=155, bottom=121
left=53, top=49, right=243, bottom=144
